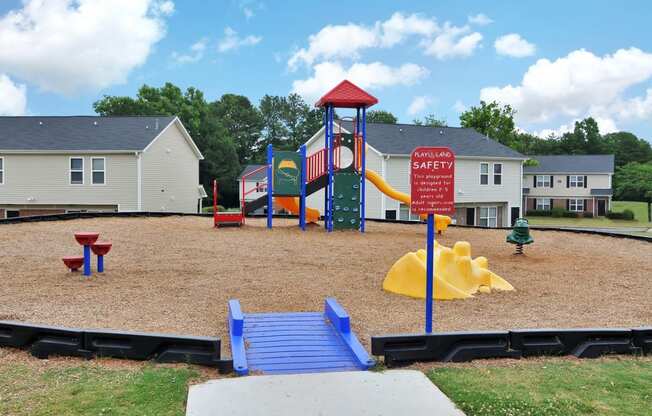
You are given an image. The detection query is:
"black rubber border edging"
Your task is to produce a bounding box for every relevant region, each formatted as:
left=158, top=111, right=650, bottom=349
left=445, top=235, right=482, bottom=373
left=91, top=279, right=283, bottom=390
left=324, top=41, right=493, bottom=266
left=0, top=320, right=233, bottom=373
left=371, top=327, right=652, bottom=365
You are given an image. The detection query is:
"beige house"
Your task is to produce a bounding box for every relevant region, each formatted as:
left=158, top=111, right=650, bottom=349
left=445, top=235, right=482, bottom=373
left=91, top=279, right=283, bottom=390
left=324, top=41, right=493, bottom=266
left=303, top=122, right=527, bottom=228
left=0, top=116, right=205, bottom=218
left=523, top=155, right=614, bottom=217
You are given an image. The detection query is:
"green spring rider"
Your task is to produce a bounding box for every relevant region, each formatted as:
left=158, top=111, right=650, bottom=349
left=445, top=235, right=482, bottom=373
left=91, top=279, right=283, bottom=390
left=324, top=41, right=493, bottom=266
left=507, top=218, right=534, bottom=255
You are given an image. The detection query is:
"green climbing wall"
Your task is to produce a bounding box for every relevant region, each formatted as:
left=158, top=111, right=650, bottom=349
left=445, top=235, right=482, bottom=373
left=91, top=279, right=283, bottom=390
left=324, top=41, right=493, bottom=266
left=333, top=171, right=361, bottom=230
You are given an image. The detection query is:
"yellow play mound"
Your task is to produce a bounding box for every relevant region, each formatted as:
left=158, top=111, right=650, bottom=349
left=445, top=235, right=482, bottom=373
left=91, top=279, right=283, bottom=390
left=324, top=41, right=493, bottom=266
left=383, top=241, right=514, bottom=300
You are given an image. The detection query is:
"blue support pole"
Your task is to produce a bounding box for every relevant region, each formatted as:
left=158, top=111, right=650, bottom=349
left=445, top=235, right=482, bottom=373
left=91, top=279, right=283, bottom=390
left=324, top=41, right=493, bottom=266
left=323, top=108, right=328, bottom=229
left=425, top=214, right=435, bottom=333
left=267, top=144, right=273, bottom=229
left=299, top=144, right=307, bottom=230
left=327, top=105, right=335, bottom=232
left=360, top=107, right=367, bottom=233
left=83, top=245, right=91, bottom=276
left=97, top=255, right=104, bottom=273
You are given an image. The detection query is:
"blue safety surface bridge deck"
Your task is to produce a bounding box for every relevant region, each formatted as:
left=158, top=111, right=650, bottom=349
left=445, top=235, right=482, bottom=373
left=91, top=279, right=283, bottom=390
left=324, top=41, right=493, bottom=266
left=228, top=298, right=374, bottom=376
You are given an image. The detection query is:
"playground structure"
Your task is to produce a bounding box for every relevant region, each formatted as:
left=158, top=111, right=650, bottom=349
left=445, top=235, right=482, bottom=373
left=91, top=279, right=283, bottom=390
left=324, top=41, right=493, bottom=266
left=215, top=80, right=452, bottom=233
left=507, top=218, right=534, bottom=254
left=383, top=240, right=514, bottom=300
left=62, top=232, right=112, bottom=276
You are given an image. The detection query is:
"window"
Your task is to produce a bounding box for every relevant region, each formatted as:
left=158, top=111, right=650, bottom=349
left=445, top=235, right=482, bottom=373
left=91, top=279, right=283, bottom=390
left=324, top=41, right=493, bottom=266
left=91, top=157, right=105, bottom=185
left=0, top=157, right=4, bottom=184
left=399, top=203, right=420, bottom=221
left=536, top=175, right=551, bottom=187
left=536, top=199, right=551, bottom=211
left=569, top=199, right=584, bottom=212
left=385, top=210, right=397, bottom=220
left=480, top=163, right=489, bottom=185
left=70, top=157, right=83, bottom=185
left=569, top=175, right=584, bottom=187
left=493, top=163, right=502, bottom=185
left=479, top=207, right=497, bottom=227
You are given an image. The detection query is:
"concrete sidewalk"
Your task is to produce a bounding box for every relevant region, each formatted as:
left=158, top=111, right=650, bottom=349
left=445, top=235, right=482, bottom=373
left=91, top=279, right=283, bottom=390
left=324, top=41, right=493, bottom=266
left=186, top=370, right=465, bottom=416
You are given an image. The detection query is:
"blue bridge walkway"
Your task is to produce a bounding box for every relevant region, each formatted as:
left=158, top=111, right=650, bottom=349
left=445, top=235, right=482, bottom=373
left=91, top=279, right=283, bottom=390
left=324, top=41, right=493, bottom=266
left=228, top=298, right=374, bottom=376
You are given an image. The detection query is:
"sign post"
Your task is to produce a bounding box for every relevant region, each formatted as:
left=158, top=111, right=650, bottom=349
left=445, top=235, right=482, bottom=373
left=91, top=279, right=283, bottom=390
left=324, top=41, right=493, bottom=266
left=410, top=147, right=455, bottom=333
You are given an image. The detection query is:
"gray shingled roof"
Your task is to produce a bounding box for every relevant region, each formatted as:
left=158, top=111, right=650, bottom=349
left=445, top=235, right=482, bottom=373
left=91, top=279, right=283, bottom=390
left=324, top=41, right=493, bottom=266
left=339, top=121, right=525, bottom=158
left=0, top=116, right=176, bottom=151
left=238, top=164, right=267, bottom=181
left=591, top=188, right=613, bottom=196
left=524, top=155, right=615, bottom=174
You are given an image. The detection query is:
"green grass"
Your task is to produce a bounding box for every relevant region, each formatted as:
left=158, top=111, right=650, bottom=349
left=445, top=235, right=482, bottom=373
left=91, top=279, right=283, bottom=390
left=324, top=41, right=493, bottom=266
left=0, top=362, right=205, bottom=416
left=429, top=358, right=652, bottom=416
left=527, top=201, right=652, bottom=229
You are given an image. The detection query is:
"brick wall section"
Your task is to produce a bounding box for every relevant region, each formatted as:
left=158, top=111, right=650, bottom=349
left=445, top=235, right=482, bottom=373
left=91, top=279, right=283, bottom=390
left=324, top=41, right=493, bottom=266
left=0, top=209, right=4, bottom=219
left=18, top=209, right=66, bottom=217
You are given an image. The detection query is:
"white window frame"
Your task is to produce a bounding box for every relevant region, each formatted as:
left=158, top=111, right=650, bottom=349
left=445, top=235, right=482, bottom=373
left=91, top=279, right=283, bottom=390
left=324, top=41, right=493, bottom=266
left=493, top=163, right=503, bottom=185
left=536, top=198, right=551, bottom=211
left=91, top=157, right=106, bottom=185
left=479, top=206, right=497, bottom=228
left=569, top=175, right=584, bottom=187
left=480, top=163, right=489, bottom=185
left=536, top=175, right=551, bottom=187
left=0, top=156, right=4, bottom=185
left=69, top=157, right=84, bottom=185
left=569, top=199, right=584, bottom=212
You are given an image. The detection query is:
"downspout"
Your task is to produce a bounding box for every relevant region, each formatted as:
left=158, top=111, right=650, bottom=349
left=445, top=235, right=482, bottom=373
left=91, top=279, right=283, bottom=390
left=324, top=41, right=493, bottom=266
left=136, top=152, right=142, bottom=211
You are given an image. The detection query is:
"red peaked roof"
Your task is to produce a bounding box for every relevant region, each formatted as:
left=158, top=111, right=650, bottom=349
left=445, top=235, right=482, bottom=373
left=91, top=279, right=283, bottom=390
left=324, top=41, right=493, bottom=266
left=315, top=80, right=378, bottom=108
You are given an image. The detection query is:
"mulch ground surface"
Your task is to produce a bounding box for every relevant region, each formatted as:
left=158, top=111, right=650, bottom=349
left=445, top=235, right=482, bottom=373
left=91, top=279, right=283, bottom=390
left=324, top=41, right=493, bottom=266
left=1, top=217, right=650, bottom=352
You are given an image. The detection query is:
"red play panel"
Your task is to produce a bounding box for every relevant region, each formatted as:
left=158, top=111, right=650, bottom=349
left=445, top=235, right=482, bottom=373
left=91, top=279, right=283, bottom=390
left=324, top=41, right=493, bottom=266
left=315, top=80, right=378, bottom=108
left=62, top=256, right=84, bottom=271
left=91, top=242, right=112, bottom=256
left=74, top=232, right=100, bottom=246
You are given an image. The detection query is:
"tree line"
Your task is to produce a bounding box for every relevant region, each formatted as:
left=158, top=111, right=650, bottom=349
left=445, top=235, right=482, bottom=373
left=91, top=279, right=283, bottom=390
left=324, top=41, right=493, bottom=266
left=94, top=84, right=652, bottom=218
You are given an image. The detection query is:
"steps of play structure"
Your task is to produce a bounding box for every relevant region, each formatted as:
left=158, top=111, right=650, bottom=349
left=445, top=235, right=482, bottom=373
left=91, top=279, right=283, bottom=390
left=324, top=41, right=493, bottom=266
left=228, top=298, right=374, bottom=376
left=243, top=175, right=328, bottom=215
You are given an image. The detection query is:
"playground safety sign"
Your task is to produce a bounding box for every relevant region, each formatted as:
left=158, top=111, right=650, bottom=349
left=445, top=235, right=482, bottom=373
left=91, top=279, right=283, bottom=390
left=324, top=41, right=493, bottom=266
left=410, top=147, right=455, bottom=215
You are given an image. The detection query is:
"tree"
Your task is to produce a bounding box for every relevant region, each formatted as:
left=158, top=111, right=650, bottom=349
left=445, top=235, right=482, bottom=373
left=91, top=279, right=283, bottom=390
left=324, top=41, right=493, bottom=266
left=366, top=110, right=397, bottom=124
left=613, top=162, right=652, bottom=221
left=94, top=83, right=241, bottom=206
left=413, top=114, right=446, bottom=127
left=211, top=94, right=262, bottom=165
left=557, top=118, right=603, bottom=154
left=603, top=132, right=652, bottom=167
left=459, top=101, right=516, bottom=146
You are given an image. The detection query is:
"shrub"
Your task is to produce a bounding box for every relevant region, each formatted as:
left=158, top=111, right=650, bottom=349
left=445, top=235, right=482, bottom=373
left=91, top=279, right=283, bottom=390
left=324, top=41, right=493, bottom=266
left=606, top=209, right=635, bottom=220
left=582, top=212, right=594, bottom=218
left=563, top=210, right=579, bottom=218
left=551, top=207, right=566, bottom=218
left=526, top=210, right=551, bottom=217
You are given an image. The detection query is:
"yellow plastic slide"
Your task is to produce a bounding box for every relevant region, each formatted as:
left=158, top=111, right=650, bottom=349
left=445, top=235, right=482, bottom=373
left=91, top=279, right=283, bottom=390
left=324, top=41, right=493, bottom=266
left=364, top=169, right=452, bottom=232
left=276, top=197, right=321, bottom=223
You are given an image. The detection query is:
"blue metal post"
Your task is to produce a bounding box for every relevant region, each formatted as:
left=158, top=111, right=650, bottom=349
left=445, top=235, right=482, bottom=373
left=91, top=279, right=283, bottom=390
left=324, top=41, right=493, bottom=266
left=83, top=245, right=91, bottom=276
left=267, top=144, right=273, bottom=229
left=360, top=107, right=366, bottom=233
left=425, top=214, right=435, bottom=333
left=327, top=105, right=334, bottom=232
left=323, top=108, right=328, bottom=229
left=97, top=255, right=104, bottom=273
left=299, top=145, right=307, bottom=230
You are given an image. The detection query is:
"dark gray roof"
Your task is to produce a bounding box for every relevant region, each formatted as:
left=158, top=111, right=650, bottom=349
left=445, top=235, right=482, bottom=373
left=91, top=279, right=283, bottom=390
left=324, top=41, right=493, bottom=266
left=524, top=155, right=615, bottom=174
left=0, top=116, right=176, bottom=151
left=339, top=121, right=525, bottom=158
left=591, top=188, right=613, bottom=196
left=239, top=164, right=267, bottom=181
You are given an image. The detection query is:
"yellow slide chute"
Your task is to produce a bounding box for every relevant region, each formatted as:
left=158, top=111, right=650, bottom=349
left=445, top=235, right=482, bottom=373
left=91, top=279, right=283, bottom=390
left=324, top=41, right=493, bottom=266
left=383, top=241, right=515, bottom=300
left=274, top=169, right=453, bottom=233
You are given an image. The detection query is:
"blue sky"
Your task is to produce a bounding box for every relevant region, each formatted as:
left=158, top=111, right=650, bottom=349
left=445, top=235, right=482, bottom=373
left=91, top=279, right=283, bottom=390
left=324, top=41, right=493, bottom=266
left=0, top=0, right=651, bottom=141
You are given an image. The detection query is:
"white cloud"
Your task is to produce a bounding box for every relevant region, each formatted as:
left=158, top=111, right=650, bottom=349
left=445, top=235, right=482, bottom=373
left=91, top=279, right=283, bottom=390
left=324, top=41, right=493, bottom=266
left=288, top=13, right=483, bottom=70
left=291, top=61, right=429, bottom=104
left=217, top=27, right=262, bottom=53
left=0, top=0, right=173, bottom=94
left=171, top=38, right=208, bottom=64
left=421, top=23, right=483, bottom=60
left=495, top=33, right=536, bottom=58
left=533, top=117, right=618, bottom=138
left=0, top=74, right=27, bottom=115
left=452, top=100, right=467, bottom=113
left=407, top=96, right=432, bottom=116
left=480, top=48, right=652, bottom=128
left=468, top=13, right=493, bottom=26
left=243, top=7, right=254, bottom=19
